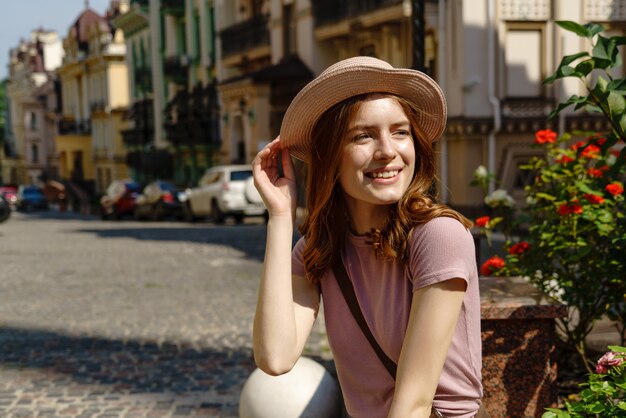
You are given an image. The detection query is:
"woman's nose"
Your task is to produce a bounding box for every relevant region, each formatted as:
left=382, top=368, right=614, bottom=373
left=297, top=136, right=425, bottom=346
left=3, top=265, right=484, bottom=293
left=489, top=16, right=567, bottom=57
left=374, top=134, right=397, bottom=160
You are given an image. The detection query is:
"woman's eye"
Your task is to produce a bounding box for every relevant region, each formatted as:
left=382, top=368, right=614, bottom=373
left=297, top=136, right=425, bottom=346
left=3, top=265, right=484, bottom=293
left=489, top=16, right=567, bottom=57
left=394, top=129, right=411, bottom=137
left=353, top=133, right=371, bottom=142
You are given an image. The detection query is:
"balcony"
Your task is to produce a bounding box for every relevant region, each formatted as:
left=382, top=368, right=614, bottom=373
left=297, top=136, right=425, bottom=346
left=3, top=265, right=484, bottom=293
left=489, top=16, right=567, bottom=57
left=161, top=0, right=184, bottom=17
left=121, top=99, right=154, bottom=147
left=501, top=97, right=556, bottom=119
left=126, top=150, right=174, bottom=176
left=164, top=83, right=221, bottom=147
left=58, top=119, right=91, bottom=135
left=312, top=0, right=403, bottom=27
left=134, top=66, right=152, bottom=93
left=90, top=100, right=106, bottom=113
left=163, top=55, right=190, bottom=85
left=220, top=14, right=270, bottom=58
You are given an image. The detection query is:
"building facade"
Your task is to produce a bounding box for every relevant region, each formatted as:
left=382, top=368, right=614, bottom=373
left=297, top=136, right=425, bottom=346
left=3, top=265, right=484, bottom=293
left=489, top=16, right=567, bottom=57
left=5, top=28, right=63, bottom=186
left=56, top=2, right=131, bottom=198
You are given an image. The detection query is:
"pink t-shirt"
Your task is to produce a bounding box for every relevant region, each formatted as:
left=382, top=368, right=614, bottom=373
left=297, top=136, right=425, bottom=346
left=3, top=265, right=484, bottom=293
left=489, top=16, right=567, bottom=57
left=292, top=217, right=483, bottom=418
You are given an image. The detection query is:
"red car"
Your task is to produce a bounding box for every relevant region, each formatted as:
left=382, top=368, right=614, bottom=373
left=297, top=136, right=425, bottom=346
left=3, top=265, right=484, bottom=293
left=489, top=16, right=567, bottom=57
left=100, top=180, right=141, bottom=220
left=0, top=186, right=18, bottom=208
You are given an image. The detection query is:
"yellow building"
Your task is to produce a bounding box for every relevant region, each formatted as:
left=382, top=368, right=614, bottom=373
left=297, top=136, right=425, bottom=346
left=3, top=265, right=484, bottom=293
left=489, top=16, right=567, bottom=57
left=56, top=2, right=131, bottom=196
left=86, top=7, right=131, bottom=193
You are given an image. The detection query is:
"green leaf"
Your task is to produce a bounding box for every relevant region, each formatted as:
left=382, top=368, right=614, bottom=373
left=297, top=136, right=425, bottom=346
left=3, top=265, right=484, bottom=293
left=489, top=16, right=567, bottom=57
left=575, top=60, right=595, bottom=76
left=608, top=345, right=626, bottom=352
left=535, top=192, right=557, bottom=201
left=586, top=23, right=605, bottom=37
left=592, top=35, right=611, bottom=60
left=544, top=52, right=589, bottom=84
left=597, top=211, right=614, bottom=223
left=607, top=91, right=626, bottom=117
left=575, top=181, right=596, bottom=194
left=596, top=75, right=609, bottom=91
left=607, top=78, right=626, bottom=93
left=556, top=20, right=592, bottom=37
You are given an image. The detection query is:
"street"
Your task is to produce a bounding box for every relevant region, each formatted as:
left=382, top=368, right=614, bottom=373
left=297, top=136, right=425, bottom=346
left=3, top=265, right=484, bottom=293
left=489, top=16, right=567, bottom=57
left=0, top=211, right=330, bottom=417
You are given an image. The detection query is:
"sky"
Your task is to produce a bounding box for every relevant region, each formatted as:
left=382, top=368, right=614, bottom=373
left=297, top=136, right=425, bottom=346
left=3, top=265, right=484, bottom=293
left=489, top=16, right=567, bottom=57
left=0, top=0, right=113, bottom=80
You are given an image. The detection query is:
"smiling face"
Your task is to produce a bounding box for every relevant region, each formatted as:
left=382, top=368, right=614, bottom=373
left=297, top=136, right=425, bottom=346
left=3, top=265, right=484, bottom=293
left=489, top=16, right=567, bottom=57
left=338, top=94, right=416, bottom=231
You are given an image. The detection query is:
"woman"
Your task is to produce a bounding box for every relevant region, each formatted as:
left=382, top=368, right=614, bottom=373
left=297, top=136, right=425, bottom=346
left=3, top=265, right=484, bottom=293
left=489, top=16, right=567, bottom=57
left=252, top=57, right=484, bottom=418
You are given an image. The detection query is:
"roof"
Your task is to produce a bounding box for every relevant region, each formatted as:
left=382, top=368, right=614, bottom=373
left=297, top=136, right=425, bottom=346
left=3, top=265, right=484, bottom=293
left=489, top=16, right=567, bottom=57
left=69, top=8, right=110, bottom=46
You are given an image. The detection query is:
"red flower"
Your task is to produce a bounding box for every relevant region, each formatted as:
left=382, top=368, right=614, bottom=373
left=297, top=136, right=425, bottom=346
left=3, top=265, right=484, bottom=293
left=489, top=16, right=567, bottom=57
left=534, top=129, right=557, bottom=144
left=605, top=182, right=624, bottom=196
left=558, top=203, right=583, bottom=216
left=480, top=256, right=506, bottom=276
left=475, top=216, right=490, bottom=227
left=556, top=155, right=574, bottom=164
left=570, top=141, right=586, bottom=151
left=587, top=165, right=609, bottom=178
left=587, top=168, right=603, bottom=178
left=584, top=194, right=605, bottom=204
left=580, top=144, right=601, bottom=159
left=589, top=135, right=607, bottom=146
left=508, top=242, right=530, bottom=255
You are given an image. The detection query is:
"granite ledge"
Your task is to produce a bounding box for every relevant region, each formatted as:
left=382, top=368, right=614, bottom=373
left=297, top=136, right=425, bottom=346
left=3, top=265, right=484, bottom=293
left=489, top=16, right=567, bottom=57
left=480, top=276, right=567, bottom=320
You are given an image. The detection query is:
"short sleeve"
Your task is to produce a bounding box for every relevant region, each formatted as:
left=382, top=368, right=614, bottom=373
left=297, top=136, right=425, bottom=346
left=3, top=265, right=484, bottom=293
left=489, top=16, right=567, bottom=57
left=291, top=236, right=306, bottom=277
left=408, top=217, right=476, bottom=291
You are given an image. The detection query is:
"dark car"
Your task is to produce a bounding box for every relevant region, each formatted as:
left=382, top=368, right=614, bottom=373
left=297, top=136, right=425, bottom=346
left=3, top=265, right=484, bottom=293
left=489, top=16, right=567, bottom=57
left=0, top=195, right=11, bottom=223
left=100, top=179, right=141, bottom=220
left=16, top=186, right=49, bottom=211
left=133, top=180, right=184, bottom=221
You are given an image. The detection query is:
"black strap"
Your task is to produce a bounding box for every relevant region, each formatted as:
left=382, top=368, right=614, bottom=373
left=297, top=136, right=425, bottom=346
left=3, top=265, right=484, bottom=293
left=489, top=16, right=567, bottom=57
left=331, top=257, right=397, bottom=379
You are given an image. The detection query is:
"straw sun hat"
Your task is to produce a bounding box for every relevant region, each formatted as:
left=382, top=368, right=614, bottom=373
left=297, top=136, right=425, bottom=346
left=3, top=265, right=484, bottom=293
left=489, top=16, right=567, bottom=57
left=279, top=56, right=447, bottom=163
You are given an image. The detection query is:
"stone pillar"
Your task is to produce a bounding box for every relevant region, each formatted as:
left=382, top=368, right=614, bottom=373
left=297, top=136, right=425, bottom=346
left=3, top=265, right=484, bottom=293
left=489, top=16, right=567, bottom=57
left=480, top=276, right=567, bottom=418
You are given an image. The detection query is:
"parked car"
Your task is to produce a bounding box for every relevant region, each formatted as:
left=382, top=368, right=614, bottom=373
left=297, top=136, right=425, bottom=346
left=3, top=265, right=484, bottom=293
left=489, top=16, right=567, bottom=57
left=100, top=179, right=141, bottom=220
left=0, top=186, right=18, bottom=209
left=182, top=165, right=267, bottom=223
left=0, top=195, right=11, bottom=223
left=16, top=186, right=49, bottom=211
left=133, top=180, right=184, bottom=221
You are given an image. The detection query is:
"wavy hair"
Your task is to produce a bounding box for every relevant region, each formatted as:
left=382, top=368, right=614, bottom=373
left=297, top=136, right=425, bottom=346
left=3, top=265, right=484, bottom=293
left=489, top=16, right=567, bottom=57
left=298, top=93, right=472, bottom=284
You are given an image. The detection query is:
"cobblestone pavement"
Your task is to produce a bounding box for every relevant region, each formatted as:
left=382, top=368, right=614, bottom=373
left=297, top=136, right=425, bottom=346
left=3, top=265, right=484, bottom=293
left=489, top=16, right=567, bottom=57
left=0, top=211, right=331, bottom=417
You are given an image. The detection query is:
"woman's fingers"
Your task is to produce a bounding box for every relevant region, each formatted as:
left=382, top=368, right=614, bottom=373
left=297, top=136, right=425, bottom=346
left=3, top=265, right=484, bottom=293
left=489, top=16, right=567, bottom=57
left=281, top=146, right=295, bottom=180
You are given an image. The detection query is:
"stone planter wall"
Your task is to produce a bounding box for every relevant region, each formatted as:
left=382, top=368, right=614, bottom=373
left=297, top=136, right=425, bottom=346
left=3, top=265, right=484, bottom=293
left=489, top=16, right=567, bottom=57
left=480, top=276, right=567, bottom=418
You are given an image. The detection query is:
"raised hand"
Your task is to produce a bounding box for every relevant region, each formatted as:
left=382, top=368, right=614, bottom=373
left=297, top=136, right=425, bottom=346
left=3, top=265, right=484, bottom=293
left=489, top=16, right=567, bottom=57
left=252, top=137, right=297, bottom=222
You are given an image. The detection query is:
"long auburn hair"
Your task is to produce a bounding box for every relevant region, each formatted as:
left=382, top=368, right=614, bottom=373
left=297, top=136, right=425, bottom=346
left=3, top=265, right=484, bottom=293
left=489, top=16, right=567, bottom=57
left=298, top=93, right=472, bottom=284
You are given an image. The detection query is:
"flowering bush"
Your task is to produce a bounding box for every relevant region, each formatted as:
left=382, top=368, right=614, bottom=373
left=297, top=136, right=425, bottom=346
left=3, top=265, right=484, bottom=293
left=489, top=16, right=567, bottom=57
left=543, top=346, right=626, bottom=417
left=473, top=20, right=626, bottom=372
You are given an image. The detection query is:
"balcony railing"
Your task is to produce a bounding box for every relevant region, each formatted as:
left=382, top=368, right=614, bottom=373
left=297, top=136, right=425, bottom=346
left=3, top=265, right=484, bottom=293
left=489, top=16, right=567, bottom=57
left=161, top=0, right=184, bottom=16
left=122, top=99, right=154, bottom=147
left=312, top=0, right=403, bottom=27
left=164, top=83, right=220, bottom=147
left=58, top=119, right=92, bottom=135
left=501, top=98, right=556, bottom=119
left=163, top=55, right=190, bottom=85
left=134, top=66, right=152, bottom=93
left=220, top=14, right=270, bottom=58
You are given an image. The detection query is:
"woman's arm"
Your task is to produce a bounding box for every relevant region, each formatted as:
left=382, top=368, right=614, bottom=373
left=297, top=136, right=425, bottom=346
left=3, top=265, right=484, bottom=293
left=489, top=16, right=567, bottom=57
left=387, top=278, right=467, bottom=418
left=251, top=138, right=320, bottom=376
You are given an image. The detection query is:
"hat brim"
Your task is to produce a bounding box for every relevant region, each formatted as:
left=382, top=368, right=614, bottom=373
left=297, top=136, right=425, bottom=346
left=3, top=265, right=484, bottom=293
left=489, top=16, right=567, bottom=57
left=280, top=62, right=447, bottom=163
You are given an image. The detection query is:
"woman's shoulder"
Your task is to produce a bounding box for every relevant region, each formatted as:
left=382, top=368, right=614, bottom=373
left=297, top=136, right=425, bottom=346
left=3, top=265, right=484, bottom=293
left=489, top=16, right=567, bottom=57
left=413, top=216, right=470, bottom=237
left=409, top=216, right=474, bottom=254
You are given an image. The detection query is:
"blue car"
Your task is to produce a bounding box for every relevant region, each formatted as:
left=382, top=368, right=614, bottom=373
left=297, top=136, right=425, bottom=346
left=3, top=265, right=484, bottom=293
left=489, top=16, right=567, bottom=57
left=17, top=186, right=49, bottom=211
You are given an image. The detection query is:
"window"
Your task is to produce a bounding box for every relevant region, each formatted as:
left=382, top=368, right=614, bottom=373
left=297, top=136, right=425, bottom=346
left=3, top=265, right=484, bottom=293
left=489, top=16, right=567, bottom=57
left=31, top=144, right=39, bottom=163
left=29, top=112, right=37, bottom=130
left=505, top=29, right=543, bottom=97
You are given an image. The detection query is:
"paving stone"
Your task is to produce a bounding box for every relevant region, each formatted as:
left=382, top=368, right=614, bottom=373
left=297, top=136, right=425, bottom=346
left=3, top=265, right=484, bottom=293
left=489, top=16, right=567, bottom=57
left=0, top=212, right=332, bottom=417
